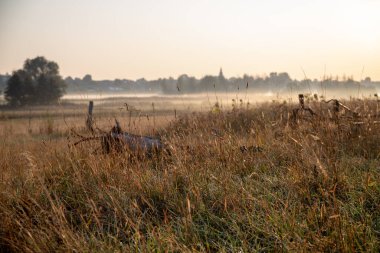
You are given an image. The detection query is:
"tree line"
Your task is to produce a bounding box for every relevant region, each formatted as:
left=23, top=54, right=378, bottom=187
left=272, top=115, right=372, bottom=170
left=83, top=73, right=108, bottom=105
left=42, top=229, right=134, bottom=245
left=64, top=68, right=378, bottom=96
left=1, top=57, right=378, bottom=106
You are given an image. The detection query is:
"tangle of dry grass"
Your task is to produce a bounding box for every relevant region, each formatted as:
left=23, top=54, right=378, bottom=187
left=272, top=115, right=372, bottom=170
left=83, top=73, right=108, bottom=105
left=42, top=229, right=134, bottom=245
left=0, top=100, right=379, bottom=252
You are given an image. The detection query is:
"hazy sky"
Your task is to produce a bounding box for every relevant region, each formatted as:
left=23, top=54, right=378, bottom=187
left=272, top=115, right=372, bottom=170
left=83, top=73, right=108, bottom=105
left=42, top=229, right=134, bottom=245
left=1, top=0, right=379, bottom=80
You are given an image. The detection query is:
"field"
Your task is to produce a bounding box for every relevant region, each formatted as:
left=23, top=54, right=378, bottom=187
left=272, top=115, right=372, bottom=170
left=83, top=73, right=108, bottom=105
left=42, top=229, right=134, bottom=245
left=0, top=96, right=379, bottom=252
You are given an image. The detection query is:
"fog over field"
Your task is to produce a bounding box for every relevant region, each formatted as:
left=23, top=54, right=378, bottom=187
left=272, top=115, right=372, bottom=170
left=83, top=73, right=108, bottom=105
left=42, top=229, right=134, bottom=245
left=1, top=70, right=379, bottom=108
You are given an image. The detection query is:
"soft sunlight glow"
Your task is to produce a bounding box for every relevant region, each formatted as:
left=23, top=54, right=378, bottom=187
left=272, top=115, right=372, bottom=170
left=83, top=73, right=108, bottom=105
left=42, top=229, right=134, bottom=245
left=0, top=0, right=379, bottom=80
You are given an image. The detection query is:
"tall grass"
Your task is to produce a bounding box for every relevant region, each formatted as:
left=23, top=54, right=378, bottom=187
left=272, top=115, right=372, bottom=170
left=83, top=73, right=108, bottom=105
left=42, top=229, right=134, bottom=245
left=0, top=100, right=379, bottom=252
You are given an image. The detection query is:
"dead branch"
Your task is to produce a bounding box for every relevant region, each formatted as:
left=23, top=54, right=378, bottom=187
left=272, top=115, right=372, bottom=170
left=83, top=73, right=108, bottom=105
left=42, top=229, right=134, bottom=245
left=322, top=99, right=358, bottom=117
left=71, top=119, right=168, bottom=157
left=73, top=136, right=102, bottom=146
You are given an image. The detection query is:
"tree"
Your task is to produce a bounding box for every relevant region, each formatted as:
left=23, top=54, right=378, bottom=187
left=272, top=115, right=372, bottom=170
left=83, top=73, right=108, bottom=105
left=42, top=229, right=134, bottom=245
left=82, top=74, right=92, bottom=83
left=5, top=56, right=66, bottom=106
left=363, top=77, right=371, bottom=83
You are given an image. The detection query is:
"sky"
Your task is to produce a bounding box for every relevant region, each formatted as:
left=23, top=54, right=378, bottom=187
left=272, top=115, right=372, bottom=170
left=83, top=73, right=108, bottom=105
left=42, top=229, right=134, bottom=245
left=0, top=0, right=379, bottom=81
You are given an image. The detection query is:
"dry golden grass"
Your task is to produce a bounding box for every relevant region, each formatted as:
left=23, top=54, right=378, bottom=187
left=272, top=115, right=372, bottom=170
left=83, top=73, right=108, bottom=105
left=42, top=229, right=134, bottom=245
left=0, top=99, right=379, bottom=252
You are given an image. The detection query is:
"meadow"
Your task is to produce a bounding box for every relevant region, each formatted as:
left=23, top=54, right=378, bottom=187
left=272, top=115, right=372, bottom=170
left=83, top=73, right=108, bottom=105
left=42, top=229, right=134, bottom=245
left=0, top=95, right=379, bottom=252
